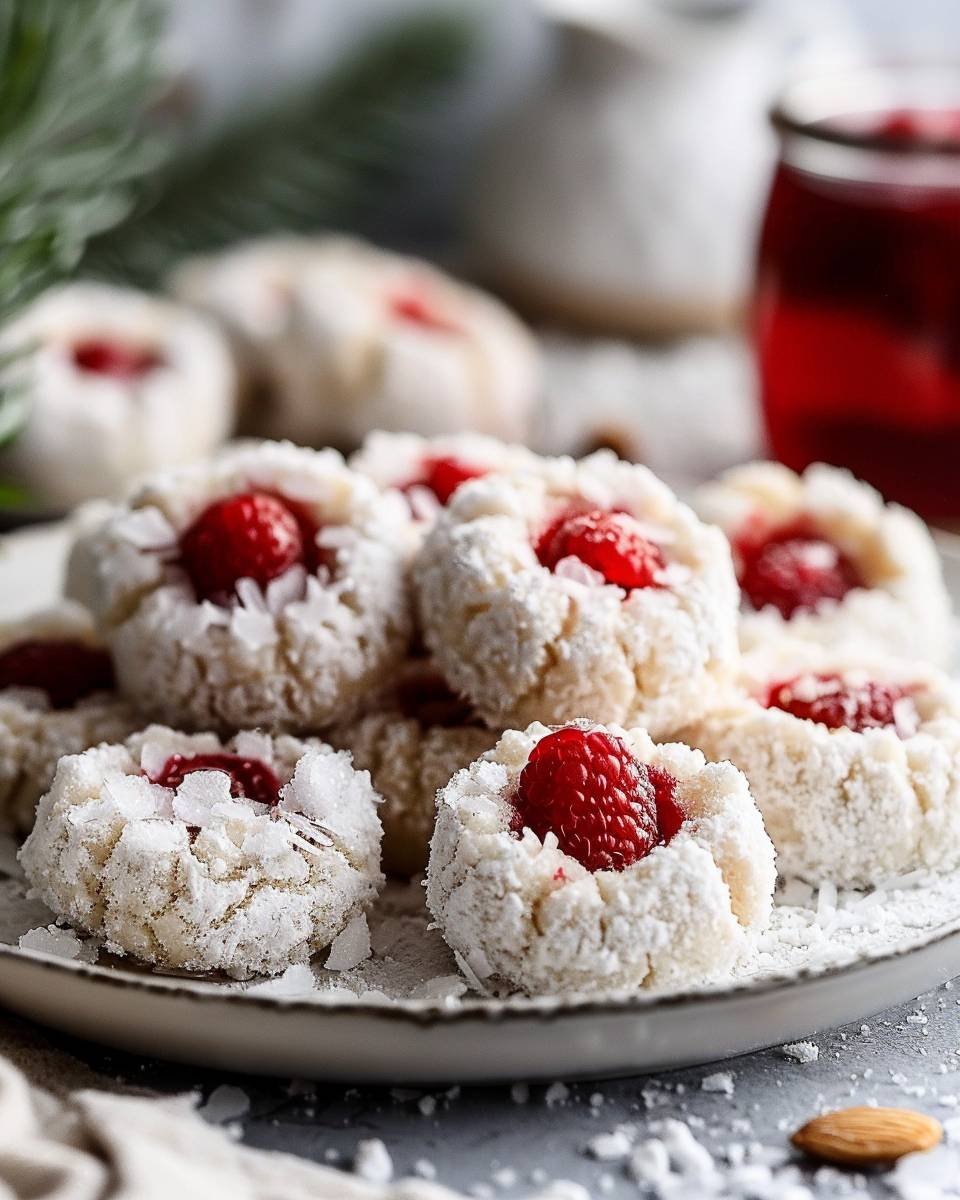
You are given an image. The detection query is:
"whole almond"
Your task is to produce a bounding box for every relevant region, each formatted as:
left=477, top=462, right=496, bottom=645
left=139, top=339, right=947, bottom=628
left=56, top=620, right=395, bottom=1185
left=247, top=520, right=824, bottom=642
left=791, top=1106, right=942, bottom=1166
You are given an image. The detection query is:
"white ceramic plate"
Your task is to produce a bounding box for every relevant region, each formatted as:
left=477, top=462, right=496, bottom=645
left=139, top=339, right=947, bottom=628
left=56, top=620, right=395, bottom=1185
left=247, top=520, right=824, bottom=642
left=2, top=522, right=960, bottom=1084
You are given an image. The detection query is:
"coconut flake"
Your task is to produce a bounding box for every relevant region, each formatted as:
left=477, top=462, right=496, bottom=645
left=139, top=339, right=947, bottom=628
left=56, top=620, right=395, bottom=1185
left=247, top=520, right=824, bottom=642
left=115, top=507, right=177, bottom=550
left=264, top=563, right=307, bottom=614
left=230, top=604, right=278, bottom=650
left=18, top=924, right=97, bottom=963
left=324, top=913, right=371, bottom=971
left=552, top=555, right=606, bottom=588
left=172, top=770, right=235, bottom=827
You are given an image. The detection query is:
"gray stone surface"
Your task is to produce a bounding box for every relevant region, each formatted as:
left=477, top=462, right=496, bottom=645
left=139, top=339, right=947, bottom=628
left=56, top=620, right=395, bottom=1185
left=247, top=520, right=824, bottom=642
left=23, top=976, right=960, bottom=1197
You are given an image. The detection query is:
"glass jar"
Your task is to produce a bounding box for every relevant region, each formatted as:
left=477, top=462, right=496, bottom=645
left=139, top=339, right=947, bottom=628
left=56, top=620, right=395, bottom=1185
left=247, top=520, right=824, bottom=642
left=755, top=64, right=960, bottom=520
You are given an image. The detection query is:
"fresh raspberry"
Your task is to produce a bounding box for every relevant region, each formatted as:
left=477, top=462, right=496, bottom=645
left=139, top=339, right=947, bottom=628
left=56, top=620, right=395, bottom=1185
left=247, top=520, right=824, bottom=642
left=72, top=339, right=163, bottom=379
left=151, top=752, right=282, bottom=807
left=764, top=672, right=918, bottom=734
left=511, top=727, right=682, bottom=872
left=536, top=508, right=665, bottom=590
left=405, top=455, right=488, bottom=506
left=388, top=289, right=462, bottom=335
left=648, top=764, right=685, bottom=844
left=736, top=519, right=863, bottom=618
left=179, top=491, right=314, bottom=603
left=394, top=669, right=478, bottom=728
left=0, top=639, right=115, bottom=709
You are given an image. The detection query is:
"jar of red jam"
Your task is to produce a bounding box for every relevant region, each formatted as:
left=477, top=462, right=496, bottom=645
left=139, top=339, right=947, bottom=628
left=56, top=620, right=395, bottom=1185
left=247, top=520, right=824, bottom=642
left=756, top=65, right=960, bottom=520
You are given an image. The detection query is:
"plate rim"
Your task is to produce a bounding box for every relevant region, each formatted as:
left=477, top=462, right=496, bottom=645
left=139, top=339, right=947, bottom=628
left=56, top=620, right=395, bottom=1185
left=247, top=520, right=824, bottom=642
left=4, top=905, right=960, bottom=1027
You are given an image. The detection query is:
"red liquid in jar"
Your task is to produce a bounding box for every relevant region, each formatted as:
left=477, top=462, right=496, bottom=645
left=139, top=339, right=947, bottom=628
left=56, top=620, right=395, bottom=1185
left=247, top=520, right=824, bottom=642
left=756, top=109, right=960, bottom=519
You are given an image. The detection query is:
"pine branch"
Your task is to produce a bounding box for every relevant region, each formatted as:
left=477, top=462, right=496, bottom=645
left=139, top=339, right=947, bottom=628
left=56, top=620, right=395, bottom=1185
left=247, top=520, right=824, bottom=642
left=82, top=12, right=475, bottom=288
left=0, top=0, right=167, bottom=450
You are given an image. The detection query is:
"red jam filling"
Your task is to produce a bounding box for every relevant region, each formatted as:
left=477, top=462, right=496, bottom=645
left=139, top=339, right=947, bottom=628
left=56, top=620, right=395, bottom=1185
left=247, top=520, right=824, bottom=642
left=72, top=339, right=163, bottom=379
left=402, top=455, right=488, bottom=507
left=764, top=672, right=919, bottom=735
left=536, top=507, right=665, bottom=590
left=151, top=752, right=282, bottom=807
left=179, top=491, right=322, bottom=604
left=736, top=519, right=863, bottom=618
left=388, top=289, right=462, bottom=335
left=0, top=639, right=114, bottom=709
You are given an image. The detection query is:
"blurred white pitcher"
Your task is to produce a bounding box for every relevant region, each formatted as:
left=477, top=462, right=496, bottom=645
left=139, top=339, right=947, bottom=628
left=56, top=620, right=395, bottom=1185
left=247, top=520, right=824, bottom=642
left=466, top=0, right=854, bottom=337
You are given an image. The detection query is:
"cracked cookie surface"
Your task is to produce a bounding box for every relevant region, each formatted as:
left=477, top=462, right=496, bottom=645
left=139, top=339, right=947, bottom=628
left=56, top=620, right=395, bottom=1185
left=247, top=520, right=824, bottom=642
left=19, top=726, right=384, bottom=978
left=426, top=720, right=775, bottom=996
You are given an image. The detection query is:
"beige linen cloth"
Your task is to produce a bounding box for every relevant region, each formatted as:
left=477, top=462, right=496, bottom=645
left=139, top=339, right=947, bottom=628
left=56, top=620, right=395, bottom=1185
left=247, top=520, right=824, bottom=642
left=0, top=1013, right=581, bottom=1200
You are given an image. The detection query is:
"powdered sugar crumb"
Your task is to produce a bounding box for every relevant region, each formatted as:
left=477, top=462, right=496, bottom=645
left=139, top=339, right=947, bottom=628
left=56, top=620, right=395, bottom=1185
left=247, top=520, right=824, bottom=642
left=353, top=1138, right=393, bottom=1184
left=701, top=1072, right=735, bottom=1096
left=780, top=1041, right=820, bottom=1064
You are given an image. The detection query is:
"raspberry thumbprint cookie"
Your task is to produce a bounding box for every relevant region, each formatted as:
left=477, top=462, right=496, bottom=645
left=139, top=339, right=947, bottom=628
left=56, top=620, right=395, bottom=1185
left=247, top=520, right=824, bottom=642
left=414, top=451, right=739, bottom=738
left=172, top=235, right=541, bottom=450
left=684, top=646, right=960, bottom=887
left=0, top=604, right=140, bottom=835
left=0, top=283, right=236, bottom=510
left=696, top=461, right=952, bottom=665
left=68, top=441, right=414, bottom=732
left=426, top=720, right=775, bottom=995
left=19, top=727, right=384, bottom=978
left=328, top=660, right=498, bottom=876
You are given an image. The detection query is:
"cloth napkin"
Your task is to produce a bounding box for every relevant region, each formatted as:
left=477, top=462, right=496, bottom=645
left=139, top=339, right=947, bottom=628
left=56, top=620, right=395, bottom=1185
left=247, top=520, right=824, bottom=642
left=0, top=1014, right=583, bottom=1200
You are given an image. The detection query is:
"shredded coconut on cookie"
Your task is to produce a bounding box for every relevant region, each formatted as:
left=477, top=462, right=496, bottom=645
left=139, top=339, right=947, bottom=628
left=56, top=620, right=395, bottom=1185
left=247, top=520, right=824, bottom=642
left=0, top=282, right=236, bottom=511
left=695, top=460, right=953, bottom=665
left=426, top=720, right=775, bottom=995
left=414, top=450, right=739, bottom=737
left=172, top=235, right=541, bottom=449
left=328, top=659, right=498, bottom=876
left=682, top=644, right=960, bottom=887
left=350, top=431, right=537, bottom=526
left=0, top=603, right=141, bottom=835
left=67, top=440, right=414, bottom=732
left=19, top=726, right=384, bottom=978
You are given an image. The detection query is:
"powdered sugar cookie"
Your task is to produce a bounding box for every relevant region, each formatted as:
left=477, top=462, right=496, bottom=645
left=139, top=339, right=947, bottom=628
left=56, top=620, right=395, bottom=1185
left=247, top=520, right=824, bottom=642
left=683, top=645, right=960, bottom=887
left=68, top=441, right=413, bottom=732
left=329, top=660, right=498, bottom=876
left=173, top=235, right=541, bottom=449
left=695, top=461, right=952, bottom=665
left=426, top=720, right=775, bottom=995
left=0, top=604, right=141, bottom=835
left=414, top=451, right=739, bottom=737
left=19, top=726, right=384, bottom=978
left=350, top=431, right=537, bottom=527
left=0, top=283, right=236, bottom=511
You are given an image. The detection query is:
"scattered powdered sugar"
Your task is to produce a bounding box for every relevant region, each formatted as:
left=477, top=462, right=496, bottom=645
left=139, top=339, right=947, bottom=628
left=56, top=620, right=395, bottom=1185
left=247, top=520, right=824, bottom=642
left=545, top=1082, right=570, bottom=1108
left=353, top=1138, right=393, bottom=1184
left=891, top=1145, right=960, bottom=1199
left=586, top=1129, right=633, bottom=1160
left=244, top=963, right=319, bottom=999
left=5, top=854, right=960, bottom=1012
left=780, top=1041, right=820, bottom=1064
